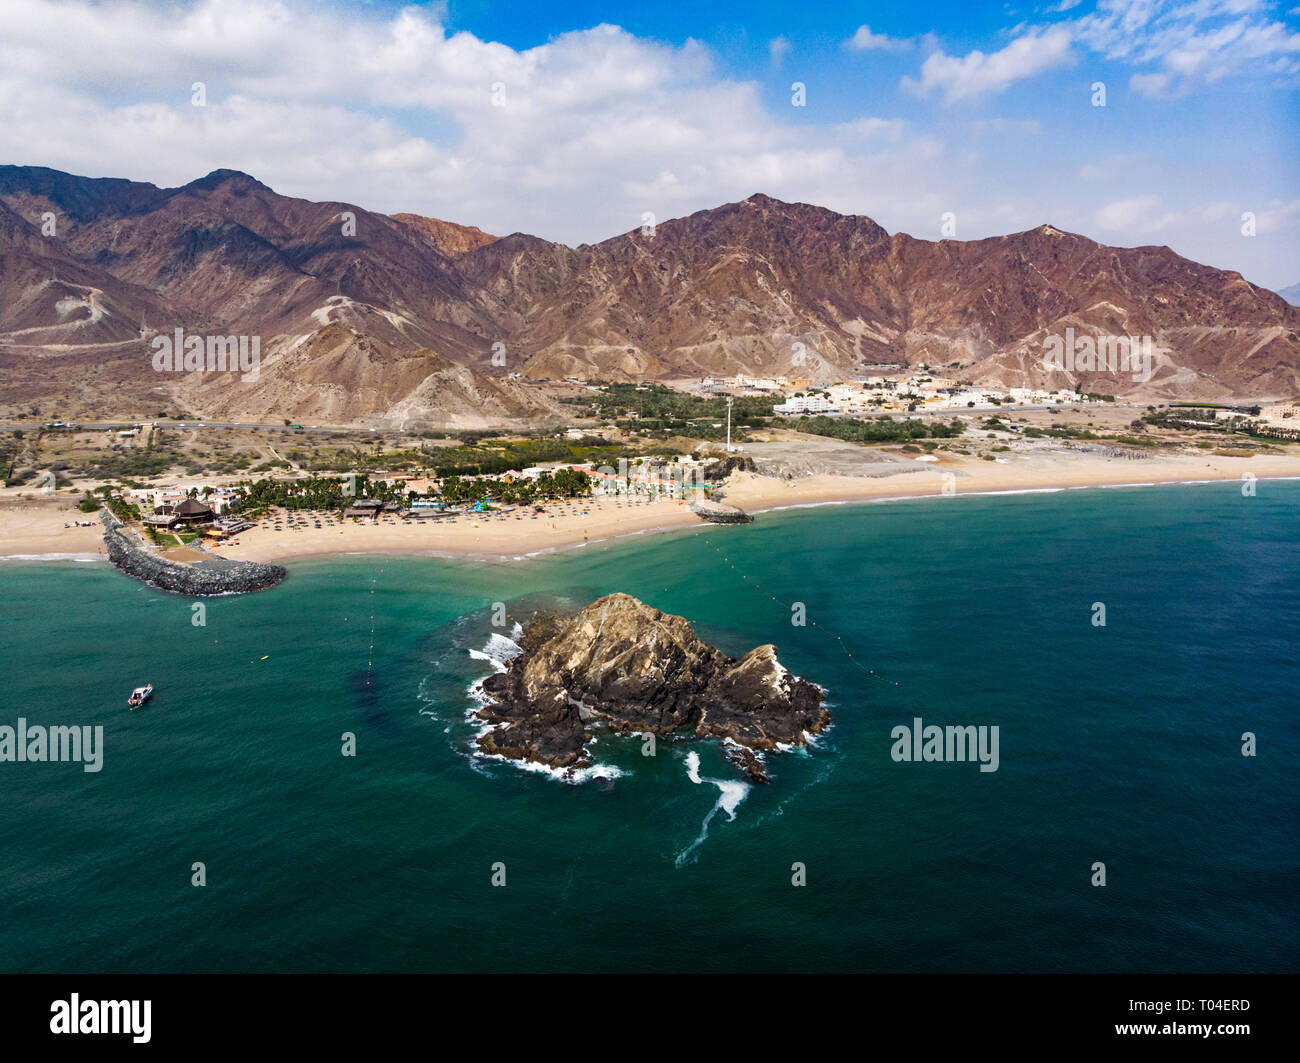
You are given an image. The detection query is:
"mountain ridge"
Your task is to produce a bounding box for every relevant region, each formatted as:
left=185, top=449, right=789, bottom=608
left=2, top=164, right=1297, bottom=423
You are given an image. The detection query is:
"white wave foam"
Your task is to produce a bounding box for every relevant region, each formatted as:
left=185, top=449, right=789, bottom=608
left=463, top=679, right=491, bottom=711
left=675, top=750, right=752, bottom=867
left=472, top=746, right=628, bottom=785
left=0, top=552, right=100, bottom=562
left=466, top=647, right=508, bottom=674
left=475, top=628, right=523, bottom=663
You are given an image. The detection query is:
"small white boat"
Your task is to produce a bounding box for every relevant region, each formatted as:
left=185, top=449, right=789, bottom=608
left=127, top=684, right=153, bottom=709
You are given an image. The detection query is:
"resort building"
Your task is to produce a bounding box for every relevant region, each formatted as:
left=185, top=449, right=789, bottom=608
left=141, top=496, right=214, bottom=530
left=774, top=395, right=839, bottom=415
left=172, top=498, right=215, bottom=524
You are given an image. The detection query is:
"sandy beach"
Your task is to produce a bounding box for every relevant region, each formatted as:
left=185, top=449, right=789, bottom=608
left=206, top=449, right=1300, bottom=561
left=0, top=497, right=104, bottom=559
left=3, top=448, right=1297, bottom=564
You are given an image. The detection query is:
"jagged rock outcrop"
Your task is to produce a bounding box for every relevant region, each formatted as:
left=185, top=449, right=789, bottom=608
left=477, top=593, right=827, bottom=780
left=389, top=212, right=498, bottom=256
left=688, top=498, right=753, bottom=523
left=701, top=455, right=757, bottom=481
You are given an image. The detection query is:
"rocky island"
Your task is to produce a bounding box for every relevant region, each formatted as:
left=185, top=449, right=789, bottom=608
left=476, top=593, right=828, bottom=782
left=688, top=498, right=754, bottom=524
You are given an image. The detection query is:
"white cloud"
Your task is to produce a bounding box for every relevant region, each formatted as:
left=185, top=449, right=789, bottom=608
left=1074, top=0, right=1300, bottom=94
left=845, top=25, right=908, bottom=52
left=769, top=35, right=791, bottom=69
left=836, top=117, right=909, bottom=139
left=1130, top=71, right=1176, bottom=96
left=0, top=0, right=955, bottom=246
left=1095, top=194, right=1182, bottom=236
left=902, top=1, right=1300, bottom=106
left=1095, top=193, right=1300, bottom=251
left=902, top=27, right=1074, bottom=101
left=0, top=0, right=1293, bottom=287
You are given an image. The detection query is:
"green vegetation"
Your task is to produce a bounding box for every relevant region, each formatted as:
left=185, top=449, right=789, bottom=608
left=77, top=448, right=178, bottom=480
left=564, top=383, right=777, bottom=440
left=1170, top=402, right=1260, bottom=414
left=102, top=491, right=140, bottom=523
left=439, top=468, right=592, bottom=505
left=1028, top=425, right=1102, bottom=441
left=567, top=382, right=776, bottom=420
left=786, top=415, right=965, bottom=444
left=1143, top=407, right=1297, bottom=443
left=428, top=438, right=574, bottom=477
left=422, top=438, right=682, bottom=478
left=233, top=476, right=394, bottom=512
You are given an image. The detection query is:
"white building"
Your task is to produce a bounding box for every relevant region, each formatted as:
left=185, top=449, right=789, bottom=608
left=774, top=395, right=839, bottom=415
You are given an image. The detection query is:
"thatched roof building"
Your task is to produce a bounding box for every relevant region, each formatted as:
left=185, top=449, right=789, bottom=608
left=173, top=497, right=214, bottom=522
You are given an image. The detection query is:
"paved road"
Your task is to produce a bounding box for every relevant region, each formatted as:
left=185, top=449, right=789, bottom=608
left=1, top=420, right=378, bottom=435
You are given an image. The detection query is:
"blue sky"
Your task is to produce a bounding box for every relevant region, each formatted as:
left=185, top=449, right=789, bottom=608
left=0, top=0, right=1296, bottom=286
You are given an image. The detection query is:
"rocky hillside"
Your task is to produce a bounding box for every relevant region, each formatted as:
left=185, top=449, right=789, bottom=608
left=2, top=164, right=1297, bottom=422
left=0, top=197, right=190, bottom=344
left=487, top=196, right=1299, bottom=399
left=390, top=213, right=497, bottom=256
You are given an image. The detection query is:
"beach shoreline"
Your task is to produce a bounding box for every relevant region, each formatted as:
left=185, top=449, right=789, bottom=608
left=3, top=451, right=1297, bottom=565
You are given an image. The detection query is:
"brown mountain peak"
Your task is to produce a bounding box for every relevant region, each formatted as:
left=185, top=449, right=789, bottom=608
left=390, top=212, right=498, bottom=256
left=182, top=169, right=272, bottom=195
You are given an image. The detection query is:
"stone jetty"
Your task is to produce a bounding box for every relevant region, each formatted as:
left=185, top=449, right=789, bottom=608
left=101, top=512, right=286, bottom=596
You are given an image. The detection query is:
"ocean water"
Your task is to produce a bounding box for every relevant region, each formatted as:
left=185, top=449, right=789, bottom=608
left=1, top=481, right=1296, bottom=973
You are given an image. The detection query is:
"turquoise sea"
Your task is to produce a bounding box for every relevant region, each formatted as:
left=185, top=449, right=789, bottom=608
left=1, top=481, right=1296, bottom=973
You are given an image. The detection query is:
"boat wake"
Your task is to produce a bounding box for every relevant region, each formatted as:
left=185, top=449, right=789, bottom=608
left=674, top=750, right=751, bottom=867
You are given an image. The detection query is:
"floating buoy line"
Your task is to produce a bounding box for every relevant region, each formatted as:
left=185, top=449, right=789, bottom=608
left=700, top=537, right=896, bottom=685
left=365, top=569, right=383, bottom=688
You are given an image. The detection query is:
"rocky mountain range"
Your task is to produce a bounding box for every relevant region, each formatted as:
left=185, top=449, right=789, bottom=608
left=2, top=163, right=1296, bottom=426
